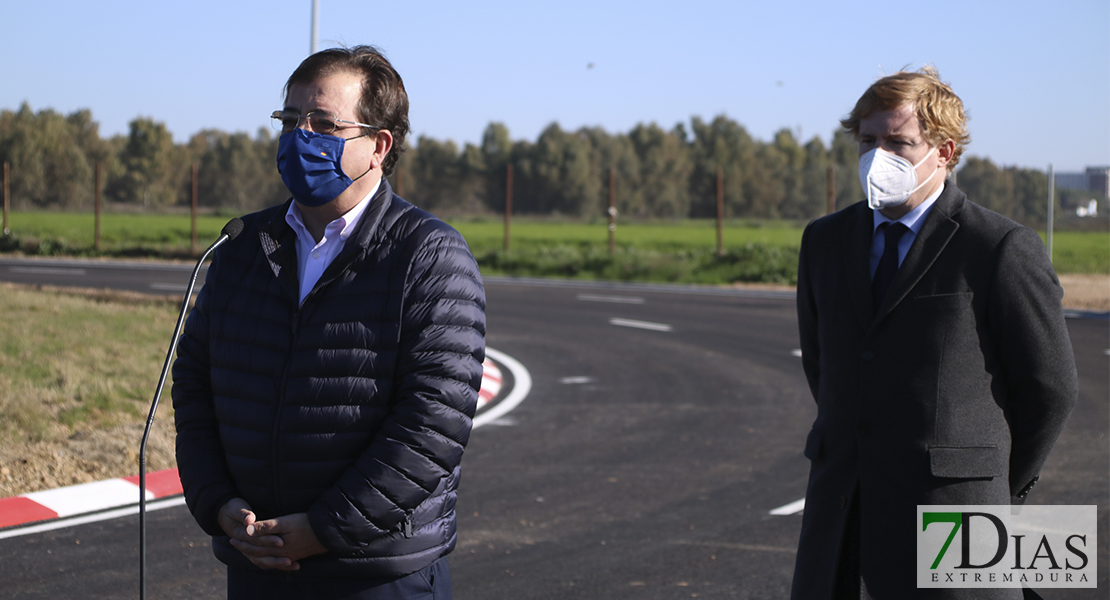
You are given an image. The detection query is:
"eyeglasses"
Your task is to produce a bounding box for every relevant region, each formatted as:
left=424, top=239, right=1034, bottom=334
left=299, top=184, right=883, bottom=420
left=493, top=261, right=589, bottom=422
left=270, top=110, right=376, bottom=135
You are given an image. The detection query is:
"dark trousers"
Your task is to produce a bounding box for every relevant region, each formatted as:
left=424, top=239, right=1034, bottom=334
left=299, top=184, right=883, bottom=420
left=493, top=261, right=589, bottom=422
left=227, top=558, right=451, bottom=600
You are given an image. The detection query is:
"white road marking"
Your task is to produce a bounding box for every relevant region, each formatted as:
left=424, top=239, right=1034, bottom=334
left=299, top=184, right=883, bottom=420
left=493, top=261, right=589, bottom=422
left=559, top=376, right=594, bottom=384
left=577, top=294, right=645, bottom=304
left=0, top=496, right=186, bottom=541
left=609, top=318, right=672, bottom=332
left=770, top=497, right=806, bottom=515
left=9, top=266, right=86, bottom=276
left=25, top=479, right=151, bottom=517
left=150, top=283, right=188, bottom=292
left=791, top=349, right=802, bottom=357
left=673, top=540, right=797, bottom=553
left=473, top=347, right=532, bottom=429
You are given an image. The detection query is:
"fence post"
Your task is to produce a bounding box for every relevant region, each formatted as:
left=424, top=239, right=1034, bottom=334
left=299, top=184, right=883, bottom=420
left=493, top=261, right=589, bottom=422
left=191, top=164, right=198, bottom=256
left=95, top=161, right=102, bottom=251
left=716, top=167, right=724, bottom=257
left=504, top=164, right=513, bottom=252
left=1047, top=164, right=1054, bottom=263
left=3, top=161, right=10, bottom=236
left=608, top=166, right=616, bottom=256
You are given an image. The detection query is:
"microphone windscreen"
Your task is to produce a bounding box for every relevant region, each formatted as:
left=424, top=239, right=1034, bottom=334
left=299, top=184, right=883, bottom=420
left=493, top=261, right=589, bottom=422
left=221, top=218, right=245, bottom=241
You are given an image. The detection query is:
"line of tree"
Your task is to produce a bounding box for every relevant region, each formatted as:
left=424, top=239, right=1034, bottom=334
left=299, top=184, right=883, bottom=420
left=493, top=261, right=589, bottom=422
left=0, top=102, right=1096, bottom=227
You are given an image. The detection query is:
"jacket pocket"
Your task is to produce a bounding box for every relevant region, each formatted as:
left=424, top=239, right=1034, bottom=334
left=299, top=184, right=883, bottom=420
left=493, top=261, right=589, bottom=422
left=912, top=292, right=973, bottom=311
left=928, top=445, right=1003, bottom=479
left=803, top=428, right=823, bottom=461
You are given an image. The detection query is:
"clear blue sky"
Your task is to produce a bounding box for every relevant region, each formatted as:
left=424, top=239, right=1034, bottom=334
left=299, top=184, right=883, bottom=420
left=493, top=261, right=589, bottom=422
left=2, top=0, right=1107, bottom=172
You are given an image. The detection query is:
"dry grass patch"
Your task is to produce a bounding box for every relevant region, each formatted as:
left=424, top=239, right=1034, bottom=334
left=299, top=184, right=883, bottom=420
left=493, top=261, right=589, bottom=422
left=0, top=283, right=181, bottom=498
left=1059, top=274, right=1110, bottom=312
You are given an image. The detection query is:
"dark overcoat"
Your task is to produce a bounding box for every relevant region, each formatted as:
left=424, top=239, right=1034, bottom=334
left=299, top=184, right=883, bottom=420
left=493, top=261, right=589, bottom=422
left=791, top=183, right=1077, bottom=599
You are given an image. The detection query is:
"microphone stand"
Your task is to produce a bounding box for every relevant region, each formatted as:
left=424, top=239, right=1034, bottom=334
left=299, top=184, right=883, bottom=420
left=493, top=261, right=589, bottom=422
left=138, top=218, right=242, bottom=600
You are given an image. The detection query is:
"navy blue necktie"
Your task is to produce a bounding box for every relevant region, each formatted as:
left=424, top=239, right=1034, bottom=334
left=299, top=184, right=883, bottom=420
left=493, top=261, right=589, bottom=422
left=872, top=222, right=909, bottom=314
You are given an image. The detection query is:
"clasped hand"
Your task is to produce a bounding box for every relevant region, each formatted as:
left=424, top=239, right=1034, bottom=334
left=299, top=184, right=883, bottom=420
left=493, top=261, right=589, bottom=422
left=218, top=498, right=327, bottom=571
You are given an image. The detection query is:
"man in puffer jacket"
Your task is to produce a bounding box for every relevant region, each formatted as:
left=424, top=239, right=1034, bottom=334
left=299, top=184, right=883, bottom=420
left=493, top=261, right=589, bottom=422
left=172, top=45, right=486, bottom=599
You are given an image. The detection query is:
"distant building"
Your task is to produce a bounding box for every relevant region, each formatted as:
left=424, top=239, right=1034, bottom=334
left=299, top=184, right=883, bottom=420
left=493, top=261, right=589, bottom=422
left=1055, top=166, right=1110, bottom=198
left=1087, top=166, right=1109, bottom=198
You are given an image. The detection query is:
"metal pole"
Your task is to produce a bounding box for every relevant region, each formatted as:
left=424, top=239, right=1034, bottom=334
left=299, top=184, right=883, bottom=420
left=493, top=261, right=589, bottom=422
left=191, top=164, right=199, bottom=256
left=716, top=167, right=724, bottom=257
left=4, top=162, right=11, bottom=236
left=310, top=0, right=319, bottom=55
left=504, top=164, right=513, bottom=252
left=1047, top=164, right=1054, bottom=263
left=94, top=162, right=102, bottom=251
left=608, top=166, right=616, bottom=256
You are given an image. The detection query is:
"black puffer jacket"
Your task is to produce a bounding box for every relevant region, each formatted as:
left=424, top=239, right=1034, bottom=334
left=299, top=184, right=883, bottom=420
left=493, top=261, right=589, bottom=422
left=172, top=181, right=486, bottom=579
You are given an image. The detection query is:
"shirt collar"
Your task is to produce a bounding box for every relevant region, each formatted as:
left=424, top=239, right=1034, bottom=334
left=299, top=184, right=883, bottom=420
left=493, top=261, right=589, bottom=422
left=284, top=179, right=382, bottom=244
left=872, top=181, right=946, bottom=234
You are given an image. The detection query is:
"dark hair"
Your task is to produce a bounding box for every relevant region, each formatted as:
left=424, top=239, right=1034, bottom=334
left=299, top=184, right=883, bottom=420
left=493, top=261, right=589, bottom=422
left=284, top=45, right=410, bottom=177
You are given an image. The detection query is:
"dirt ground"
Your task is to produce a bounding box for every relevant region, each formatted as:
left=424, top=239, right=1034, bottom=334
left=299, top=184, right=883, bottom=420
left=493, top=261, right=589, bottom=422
left=1058, top=273, right=1110, bottom=312
left=0, top=275, right=1105, bottom=501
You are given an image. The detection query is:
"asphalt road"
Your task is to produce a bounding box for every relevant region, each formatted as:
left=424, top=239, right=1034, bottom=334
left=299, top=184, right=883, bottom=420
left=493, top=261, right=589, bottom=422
left=0, top=260, right=1106, bottom=599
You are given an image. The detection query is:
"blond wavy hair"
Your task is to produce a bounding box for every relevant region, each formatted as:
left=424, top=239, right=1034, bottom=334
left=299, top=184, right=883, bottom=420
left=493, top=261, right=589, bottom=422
left=841, top=66, right=970, bottom=171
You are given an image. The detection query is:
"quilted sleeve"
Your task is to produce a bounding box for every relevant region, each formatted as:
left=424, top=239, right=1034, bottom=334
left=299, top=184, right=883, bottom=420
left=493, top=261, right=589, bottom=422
left=307, top=221, right=486, bottom=553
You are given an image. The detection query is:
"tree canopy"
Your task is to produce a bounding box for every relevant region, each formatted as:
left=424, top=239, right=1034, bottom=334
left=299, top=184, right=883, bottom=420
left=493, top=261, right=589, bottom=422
left=0, top=102, right=1087, bottom=227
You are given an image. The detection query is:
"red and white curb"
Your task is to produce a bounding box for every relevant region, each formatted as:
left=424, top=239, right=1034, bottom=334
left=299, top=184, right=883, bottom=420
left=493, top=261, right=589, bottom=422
left=0, top=356, right=510, bottom=533
left=477, top=358, right=501, bottom=411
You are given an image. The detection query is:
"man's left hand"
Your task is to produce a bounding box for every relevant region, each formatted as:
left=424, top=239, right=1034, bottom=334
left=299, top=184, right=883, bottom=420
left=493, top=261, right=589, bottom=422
left=228, top=512, right=328, bottom=571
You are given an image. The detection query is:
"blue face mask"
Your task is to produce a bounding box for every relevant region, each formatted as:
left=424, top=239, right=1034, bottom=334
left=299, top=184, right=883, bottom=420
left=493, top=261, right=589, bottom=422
left=276, top=129, right=358, bottom=207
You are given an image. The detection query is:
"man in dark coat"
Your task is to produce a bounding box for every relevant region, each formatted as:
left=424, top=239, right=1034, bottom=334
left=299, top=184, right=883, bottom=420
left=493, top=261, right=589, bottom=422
left=172, top=46, right=485, bottom=599
left=791, top=67, right=1077, bottom=599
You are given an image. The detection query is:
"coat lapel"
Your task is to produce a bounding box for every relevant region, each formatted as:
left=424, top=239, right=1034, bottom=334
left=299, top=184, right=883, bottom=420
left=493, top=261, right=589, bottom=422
left=259, top=200, right=301, bottom=303
left=873, top=184, right=965, bottom=322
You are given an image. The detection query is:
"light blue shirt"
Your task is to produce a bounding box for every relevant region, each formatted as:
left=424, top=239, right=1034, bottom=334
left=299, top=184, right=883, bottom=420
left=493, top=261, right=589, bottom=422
left=284, top=180, right=381, bottom=304
left=869, top=182, right=946, bottom=279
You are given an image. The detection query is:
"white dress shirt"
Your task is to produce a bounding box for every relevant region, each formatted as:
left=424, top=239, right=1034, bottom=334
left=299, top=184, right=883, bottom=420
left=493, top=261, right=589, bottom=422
left=284, top=180, right=381, bottom=304
left=869, top=182, right=946, bottom=279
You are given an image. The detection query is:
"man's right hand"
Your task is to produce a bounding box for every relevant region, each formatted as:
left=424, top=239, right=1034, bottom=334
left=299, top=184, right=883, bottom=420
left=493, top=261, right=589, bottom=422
left=218, top=498, right=284, bottom=549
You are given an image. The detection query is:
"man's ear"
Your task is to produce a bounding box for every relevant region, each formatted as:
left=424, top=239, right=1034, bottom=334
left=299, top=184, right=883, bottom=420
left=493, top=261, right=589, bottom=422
left=937, top=138, right=956, bottom=168
left=372, top=130, right=394, bottom=170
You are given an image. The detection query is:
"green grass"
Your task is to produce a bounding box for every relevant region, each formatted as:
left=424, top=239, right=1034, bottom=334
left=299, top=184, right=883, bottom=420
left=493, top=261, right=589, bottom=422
left=0, top=285, right=177, bottom=445
left=2, top=211, right=1106, bottom=278
left=448, top=218, right=804, bottom=253
left=1043, top=231, right=1110, bottom=275
left=2, top=211, right=229, bottom=257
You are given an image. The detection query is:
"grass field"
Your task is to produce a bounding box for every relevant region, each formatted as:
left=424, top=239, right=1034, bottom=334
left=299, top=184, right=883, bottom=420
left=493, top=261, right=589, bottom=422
left=2, top=211, right=1106, bottom=279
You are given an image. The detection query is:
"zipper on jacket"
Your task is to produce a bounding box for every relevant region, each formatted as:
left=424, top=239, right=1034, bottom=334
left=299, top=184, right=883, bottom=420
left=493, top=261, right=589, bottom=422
left=401, top=511, right=414, bottom=538
left=271, top=310, right=300, bottom=514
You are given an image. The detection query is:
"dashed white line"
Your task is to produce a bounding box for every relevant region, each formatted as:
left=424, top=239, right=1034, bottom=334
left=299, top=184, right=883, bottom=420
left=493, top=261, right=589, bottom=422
left=9, top=266, right=86, bottom=276
left=791, top=349, right=802, bottom=358
left=770, top=497, right=806, bottom=515
left=577, top=294, right=645, bottom=304
left=609, top=318, right=672, bottom=332
left=559, top=376, right=594, bottom=384
left=150, top=283, right=189, bottom=292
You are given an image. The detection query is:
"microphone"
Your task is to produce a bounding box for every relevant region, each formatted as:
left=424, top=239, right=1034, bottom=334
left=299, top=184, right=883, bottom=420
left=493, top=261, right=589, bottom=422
left=138, top=218, right=242, bottom=600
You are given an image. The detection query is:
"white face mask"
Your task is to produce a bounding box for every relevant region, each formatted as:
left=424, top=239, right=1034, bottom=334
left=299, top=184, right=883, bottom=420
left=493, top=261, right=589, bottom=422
left=858, top=147, right=939, bottom=210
